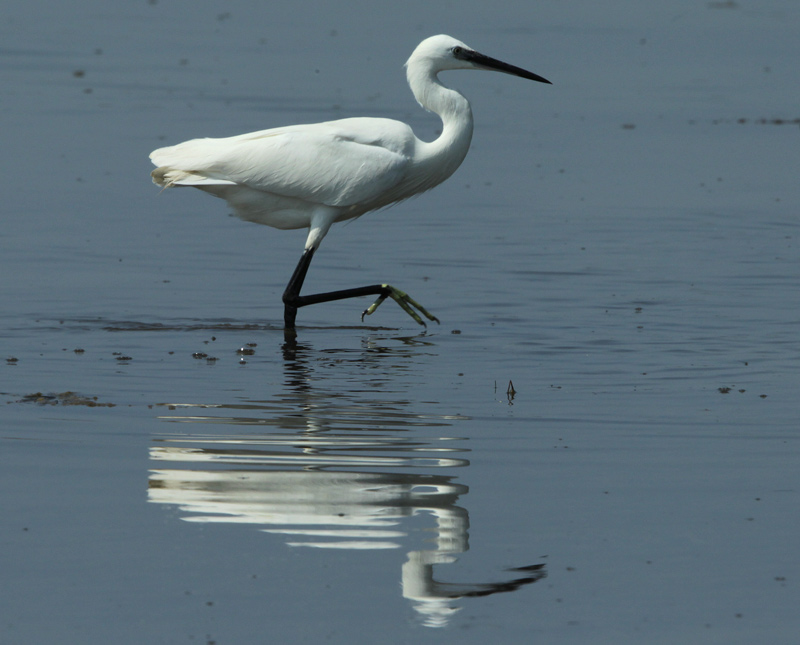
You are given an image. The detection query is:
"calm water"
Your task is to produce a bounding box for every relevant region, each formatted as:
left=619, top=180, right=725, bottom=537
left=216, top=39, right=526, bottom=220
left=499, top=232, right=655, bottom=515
left=2, top=1, right=800, bottom=643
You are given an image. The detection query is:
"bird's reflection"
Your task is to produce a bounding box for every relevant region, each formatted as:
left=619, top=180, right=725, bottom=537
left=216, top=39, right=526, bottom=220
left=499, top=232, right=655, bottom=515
left=148, top=334, right=545, bottom=627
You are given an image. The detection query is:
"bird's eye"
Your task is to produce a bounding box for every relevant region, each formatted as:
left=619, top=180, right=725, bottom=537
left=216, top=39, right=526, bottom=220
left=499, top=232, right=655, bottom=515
left=451, top=46, right=463, bottom=56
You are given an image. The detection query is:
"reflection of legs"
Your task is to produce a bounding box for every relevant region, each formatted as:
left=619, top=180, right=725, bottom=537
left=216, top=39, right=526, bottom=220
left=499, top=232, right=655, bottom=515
left=281, top=247, right=440, bottom=329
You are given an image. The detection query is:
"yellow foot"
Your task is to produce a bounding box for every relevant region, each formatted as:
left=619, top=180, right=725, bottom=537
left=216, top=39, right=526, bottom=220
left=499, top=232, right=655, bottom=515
left=361, top=285, right=440, bottom=326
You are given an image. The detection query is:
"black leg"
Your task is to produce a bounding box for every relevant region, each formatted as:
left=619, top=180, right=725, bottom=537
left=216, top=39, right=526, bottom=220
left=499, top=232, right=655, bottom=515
left=282, top=247, right=315, bottom=329
left=281, top=247, right=439, bottom=330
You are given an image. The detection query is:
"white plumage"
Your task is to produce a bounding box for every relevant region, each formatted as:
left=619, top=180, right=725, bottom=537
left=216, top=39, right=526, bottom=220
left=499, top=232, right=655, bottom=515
left=150, top=35, right=550, bottom=329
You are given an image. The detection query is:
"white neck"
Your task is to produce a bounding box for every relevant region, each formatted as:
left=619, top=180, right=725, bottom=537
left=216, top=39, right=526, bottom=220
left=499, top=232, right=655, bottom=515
left=406, top=63, right=474, bottom=188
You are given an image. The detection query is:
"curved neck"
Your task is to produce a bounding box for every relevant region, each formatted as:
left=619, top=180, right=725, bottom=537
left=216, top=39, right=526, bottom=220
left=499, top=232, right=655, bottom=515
left=406, top=64, right=474, bottom=181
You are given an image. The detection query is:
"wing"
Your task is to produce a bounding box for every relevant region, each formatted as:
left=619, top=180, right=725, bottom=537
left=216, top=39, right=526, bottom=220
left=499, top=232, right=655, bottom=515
left=150, top=118, right=416, bottom=208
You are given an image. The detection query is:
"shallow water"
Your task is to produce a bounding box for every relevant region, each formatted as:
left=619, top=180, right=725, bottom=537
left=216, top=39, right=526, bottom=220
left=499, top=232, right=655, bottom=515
left=3, top=1, right=800, bottom=643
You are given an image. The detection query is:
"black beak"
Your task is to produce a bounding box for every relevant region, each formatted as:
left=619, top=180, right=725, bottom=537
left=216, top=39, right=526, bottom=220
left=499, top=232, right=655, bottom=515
left=456, top=47, right=552, bottom=84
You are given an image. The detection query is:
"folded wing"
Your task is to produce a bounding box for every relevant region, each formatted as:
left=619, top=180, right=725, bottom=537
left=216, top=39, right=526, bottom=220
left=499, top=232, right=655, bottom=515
left=150, top=118, right=416, bottom=209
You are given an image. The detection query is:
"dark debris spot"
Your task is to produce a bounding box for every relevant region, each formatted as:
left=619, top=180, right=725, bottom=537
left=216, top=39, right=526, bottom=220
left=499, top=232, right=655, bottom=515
left=17, top=391, right=115, bottom=407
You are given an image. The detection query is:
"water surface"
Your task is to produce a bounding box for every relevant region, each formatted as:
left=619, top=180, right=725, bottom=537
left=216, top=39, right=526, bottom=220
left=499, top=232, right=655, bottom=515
left=2, top=1, right=799, bottom=643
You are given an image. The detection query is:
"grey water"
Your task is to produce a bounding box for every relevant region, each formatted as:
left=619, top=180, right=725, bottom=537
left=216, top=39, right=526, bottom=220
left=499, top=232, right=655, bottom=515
left=2, top=1, right=799, bottom=643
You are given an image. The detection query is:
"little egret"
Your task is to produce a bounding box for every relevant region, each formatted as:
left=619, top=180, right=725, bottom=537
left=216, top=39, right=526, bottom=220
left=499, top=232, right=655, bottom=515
left=150, top=35, right=551, bottom=330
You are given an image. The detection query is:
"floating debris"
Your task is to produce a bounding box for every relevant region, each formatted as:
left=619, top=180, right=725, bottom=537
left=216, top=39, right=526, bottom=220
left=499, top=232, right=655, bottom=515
left=17, top=391, right=115, bottom=407
left=507, top=380, right=517, bottom=397
left=699, top=117, right=800, bottom=127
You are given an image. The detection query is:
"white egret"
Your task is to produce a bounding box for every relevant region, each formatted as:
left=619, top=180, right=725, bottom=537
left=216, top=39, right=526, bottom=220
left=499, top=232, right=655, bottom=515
left=150, top=35, right=550, bottom=330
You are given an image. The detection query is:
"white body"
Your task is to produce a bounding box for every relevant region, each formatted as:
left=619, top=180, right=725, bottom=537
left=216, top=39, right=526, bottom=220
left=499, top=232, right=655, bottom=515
left=151, top=35, right=476, bottom=250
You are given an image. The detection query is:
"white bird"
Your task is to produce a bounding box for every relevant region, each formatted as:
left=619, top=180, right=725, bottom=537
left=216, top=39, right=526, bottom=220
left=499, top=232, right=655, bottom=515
left=150, top=35, right=550, bottom=330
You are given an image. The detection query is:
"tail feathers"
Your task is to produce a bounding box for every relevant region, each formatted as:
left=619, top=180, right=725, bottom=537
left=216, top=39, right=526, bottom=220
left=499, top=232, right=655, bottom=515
left=150, top=166, right=236, bottom=188
left=150, top=139, right=237, bottom=188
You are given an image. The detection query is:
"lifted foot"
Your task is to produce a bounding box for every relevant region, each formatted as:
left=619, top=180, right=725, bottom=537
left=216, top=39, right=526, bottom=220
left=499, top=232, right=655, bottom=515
left=281, top=249, right=440, bottom=329
left=361, top=285, right=440, bottom=327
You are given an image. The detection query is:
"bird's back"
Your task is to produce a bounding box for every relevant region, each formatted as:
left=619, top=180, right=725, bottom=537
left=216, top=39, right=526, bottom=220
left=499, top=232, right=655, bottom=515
left=150, top=118, right=421, bottom=208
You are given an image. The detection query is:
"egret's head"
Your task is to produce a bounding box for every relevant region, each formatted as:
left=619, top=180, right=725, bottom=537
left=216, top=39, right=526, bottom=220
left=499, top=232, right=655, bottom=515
left=406, top=34, right=551, bottom=84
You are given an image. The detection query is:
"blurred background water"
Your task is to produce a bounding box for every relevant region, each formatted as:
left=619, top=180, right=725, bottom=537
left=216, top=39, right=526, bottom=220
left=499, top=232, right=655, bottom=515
left=2, top=1, right=799, bottom=643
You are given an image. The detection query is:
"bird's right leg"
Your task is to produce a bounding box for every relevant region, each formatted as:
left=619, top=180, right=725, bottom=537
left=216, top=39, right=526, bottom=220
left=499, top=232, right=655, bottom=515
left=282, top=247, right=316, bottom=329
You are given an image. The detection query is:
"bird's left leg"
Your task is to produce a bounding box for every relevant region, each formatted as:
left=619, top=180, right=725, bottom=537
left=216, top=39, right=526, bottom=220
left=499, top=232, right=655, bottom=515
left=282, top=247, right=439, bottom=329
left=361, top=286, right=439, bottom=326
